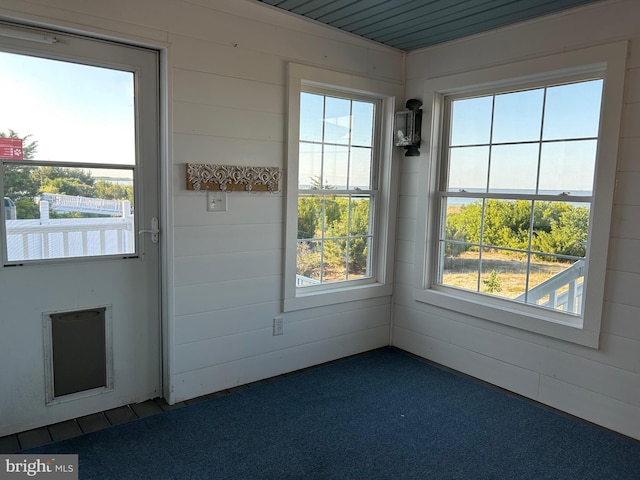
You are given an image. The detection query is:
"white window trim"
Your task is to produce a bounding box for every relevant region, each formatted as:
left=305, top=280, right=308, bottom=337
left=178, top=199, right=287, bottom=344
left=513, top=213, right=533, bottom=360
left=413, top=42, right=628, bottom=348
left=284, top=63, right=401, bottom=312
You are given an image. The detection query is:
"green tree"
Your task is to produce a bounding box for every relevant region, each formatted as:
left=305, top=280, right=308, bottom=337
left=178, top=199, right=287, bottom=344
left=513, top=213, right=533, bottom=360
left=37, top=167, right=95, bottom=196
left=95, top=180, right=133, bottom=203
left=482, top=269, right=502, bottom=293
left=532, top=203, right=589, bottom=259
left=444, top=199, right=589, bottom=260
left=2, top=130, right=40, bottom=218
left=296, top=194, right=372, bottom=279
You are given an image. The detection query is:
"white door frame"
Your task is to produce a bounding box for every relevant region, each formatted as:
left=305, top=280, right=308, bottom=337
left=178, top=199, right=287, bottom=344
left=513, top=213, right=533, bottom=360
left=0, top=16, right=177, bottom=417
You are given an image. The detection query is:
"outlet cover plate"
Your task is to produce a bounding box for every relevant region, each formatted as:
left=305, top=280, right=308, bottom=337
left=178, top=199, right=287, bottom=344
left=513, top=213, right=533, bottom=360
left=273, top=316, right=284, bottom=336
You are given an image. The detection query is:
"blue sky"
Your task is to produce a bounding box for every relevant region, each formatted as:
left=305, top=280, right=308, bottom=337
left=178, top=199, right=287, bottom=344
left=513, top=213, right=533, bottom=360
left=298, top=92, right=374, bottom=190
left=0, top=51, right=135, bottom=170
left=448, top=79, right=603, bottom=194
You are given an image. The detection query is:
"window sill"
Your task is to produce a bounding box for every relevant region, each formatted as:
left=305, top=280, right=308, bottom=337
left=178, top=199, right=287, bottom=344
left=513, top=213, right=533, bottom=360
left=284, top=282, right=393, bottom=312
left=413, top=287, right=600, bottom=348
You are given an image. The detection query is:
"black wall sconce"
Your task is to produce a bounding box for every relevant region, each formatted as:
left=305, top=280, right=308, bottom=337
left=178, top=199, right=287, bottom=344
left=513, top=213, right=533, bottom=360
left=394, top=99, right=423, bottom=156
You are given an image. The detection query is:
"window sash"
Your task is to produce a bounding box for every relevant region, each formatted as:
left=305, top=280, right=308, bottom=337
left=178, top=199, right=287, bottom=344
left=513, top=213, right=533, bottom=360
left=295, top=88, right=380, bottom=289
left=433, top=79, right=602, bottom=319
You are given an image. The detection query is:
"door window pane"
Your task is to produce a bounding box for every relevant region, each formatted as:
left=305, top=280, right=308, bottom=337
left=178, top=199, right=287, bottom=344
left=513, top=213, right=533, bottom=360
left=1, top=52, right=138, bottom=262
left=0, top=52, right=135, bottom=165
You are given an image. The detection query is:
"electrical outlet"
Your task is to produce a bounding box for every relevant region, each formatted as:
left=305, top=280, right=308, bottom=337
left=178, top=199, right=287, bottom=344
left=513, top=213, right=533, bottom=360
left=207, top=190, right=227, bottom=212
left=273, top=316, right=284, bottom=336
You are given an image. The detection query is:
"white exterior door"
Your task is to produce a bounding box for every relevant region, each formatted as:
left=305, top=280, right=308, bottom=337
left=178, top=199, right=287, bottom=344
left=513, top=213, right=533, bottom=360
left=0, top=25, right=161, bottom=435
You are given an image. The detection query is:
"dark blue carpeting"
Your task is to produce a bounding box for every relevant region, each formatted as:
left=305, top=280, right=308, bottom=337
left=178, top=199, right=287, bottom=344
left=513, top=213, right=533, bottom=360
left=28, top=348, right=640, bottom=479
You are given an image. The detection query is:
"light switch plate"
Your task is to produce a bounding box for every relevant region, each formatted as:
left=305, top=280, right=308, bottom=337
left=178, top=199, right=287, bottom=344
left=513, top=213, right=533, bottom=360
left=207, top=190, right=227, bottom=212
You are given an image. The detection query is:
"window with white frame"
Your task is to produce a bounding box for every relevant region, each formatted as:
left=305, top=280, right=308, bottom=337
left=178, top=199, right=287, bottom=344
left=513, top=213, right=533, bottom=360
left=414, top=44, right=627, bottom=347
left=439, top=78, right=601, bottom=314
left=284, top=63, right=397, bottom=312
left=296, top=89, right=378, bottom=287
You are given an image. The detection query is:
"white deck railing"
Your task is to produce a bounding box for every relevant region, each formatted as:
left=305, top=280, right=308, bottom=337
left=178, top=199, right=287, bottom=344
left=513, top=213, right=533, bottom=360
left=516, top=259, right=585, bottom=314
left=5, top=200, right=134, bottom=261
left=39, top=193, right=128, bottom=216
left=296, top=274, right=321, bottom=287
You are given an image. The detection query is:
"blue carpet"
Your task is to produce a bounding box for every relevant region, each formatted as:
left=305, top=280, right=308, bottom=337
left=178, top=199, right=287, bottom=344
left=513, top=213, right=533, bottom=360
left=28, top=348, right=640, bottom=479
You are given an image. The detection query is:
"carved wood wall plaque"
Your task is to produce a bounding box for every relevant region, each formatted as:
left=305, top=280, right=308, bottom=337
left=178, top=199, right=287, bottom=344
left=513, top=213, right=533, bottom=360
left=186, top=163, right=281, bottom=192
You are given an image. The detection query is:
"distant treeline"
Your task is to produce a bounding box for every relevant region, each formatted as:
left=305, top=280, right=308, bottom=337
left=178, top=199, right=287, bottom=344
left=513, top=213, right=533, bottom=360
left=5, top=165, right=133, bottom=219
left=445, top=199, right=589, bottom=261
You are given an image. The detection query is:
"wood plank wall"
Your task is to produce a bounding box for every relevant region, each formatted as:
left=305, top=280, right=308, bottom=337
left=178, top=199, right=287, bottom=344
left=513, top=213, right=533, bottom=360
left=0, top=0, right=402, bottom=432
left=2, top=0, right=638, bottom=442
left=398, top=0, right=640, bottom=440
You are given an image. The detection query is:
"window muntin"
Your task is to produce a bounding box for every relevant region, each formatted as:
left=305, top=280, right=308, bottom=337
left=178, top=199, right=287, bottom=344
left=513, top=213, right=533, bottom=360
left=436, top=78, right=602, bottom=317
left=296, top=91, right=377, bottom=287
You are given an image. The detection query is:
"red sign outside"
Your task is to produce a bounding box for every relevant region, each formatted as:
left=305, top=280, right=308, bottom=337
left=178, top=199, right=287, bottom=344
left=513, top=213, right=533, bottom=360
left=0, top=137, right=24, bottom=160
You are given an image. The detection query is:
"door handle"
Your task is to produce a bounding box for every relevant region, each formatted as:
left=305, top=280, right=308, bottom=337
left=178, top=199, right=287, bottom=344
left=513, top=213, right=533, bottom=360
left=139, top=217, right=159, bottom=243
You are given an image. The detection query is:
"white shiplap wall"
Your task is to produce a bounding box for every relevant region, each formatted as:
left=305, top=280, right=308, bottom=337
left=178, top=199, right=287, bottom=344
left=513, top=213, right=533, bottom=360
left=167, top=1, right=402, bottom=400
left=396, top=0, right=640, bottom=440
left=0, top=0, right=402, bottom=432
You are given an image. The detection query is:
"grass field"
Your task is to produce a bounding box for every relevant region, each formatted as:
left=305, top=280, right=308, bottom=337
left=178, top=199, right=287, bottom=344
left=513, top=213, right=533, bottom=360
left=442, top=250, right=572, bottom=299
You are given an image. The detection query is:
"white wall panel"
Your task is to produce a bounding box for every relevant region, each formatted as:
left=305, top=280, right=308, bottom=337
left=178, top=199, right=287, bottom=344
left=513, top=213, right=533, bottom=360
left=175, top=304, right=390, bottom=374
left=398, top=0, right=640, bottom=440
left=611, top=205, right=640, bottom=239
left=617, top=137, right=640, bottom=172
left=174, top=223, right=282, bottom=256
left=604, top=270, right=640, bottom=307
left=607, top=238, right=640, bottom=272
left=626, top=67, right=640, bottom=103
left=173, top=134, right=284, bottom=169
left=175, top=326, right=390, bottom=401
left=614, top=171, right=640, bottom=205
left=622, top=101, right=640, bottom=139
left=0, top=0, right=403, bottom=434
left=602, top=302, right=640, bottom=341
left=175, top=295, right=391, bottom=345
left=173, top=102, right=284, bottom=140
left=175, top=301, right=281, bottom=345
left=175, top=275, right=281, bottom=316
left=538, top=376, right=640, bottom=440
left=174, top=250, right=282, bottom=287
left=405, top=0, right=640, bottom=81
left=173, top=68, right=285, bottom=113
left=173, top=194, right=282, bottom=227
left=393, top=326, right=541, bottom=400
left=170, top=34, right=284, bottom=85
left=396, top=218, right=416, bottom=242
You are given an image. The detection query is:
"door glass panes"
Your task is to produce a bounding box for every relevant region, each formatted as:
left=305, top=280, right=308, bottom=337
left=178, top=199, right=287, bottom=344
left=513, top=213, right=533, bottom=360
left=1, top=51, right=137, bottom=262
left=439, top=78, right=602, bottom=317
left=0, top=52, right=135, bottom=164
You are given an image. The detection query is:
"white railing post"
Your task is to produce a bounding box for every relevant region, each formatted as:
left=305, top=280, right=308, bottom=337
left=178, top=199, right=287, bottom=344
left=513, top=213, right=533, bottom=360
left=39, top=200, right=50, bottom=223
left=39, top=200, right=50, bottom=258
left=122, top=200, right=134, bottom=252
